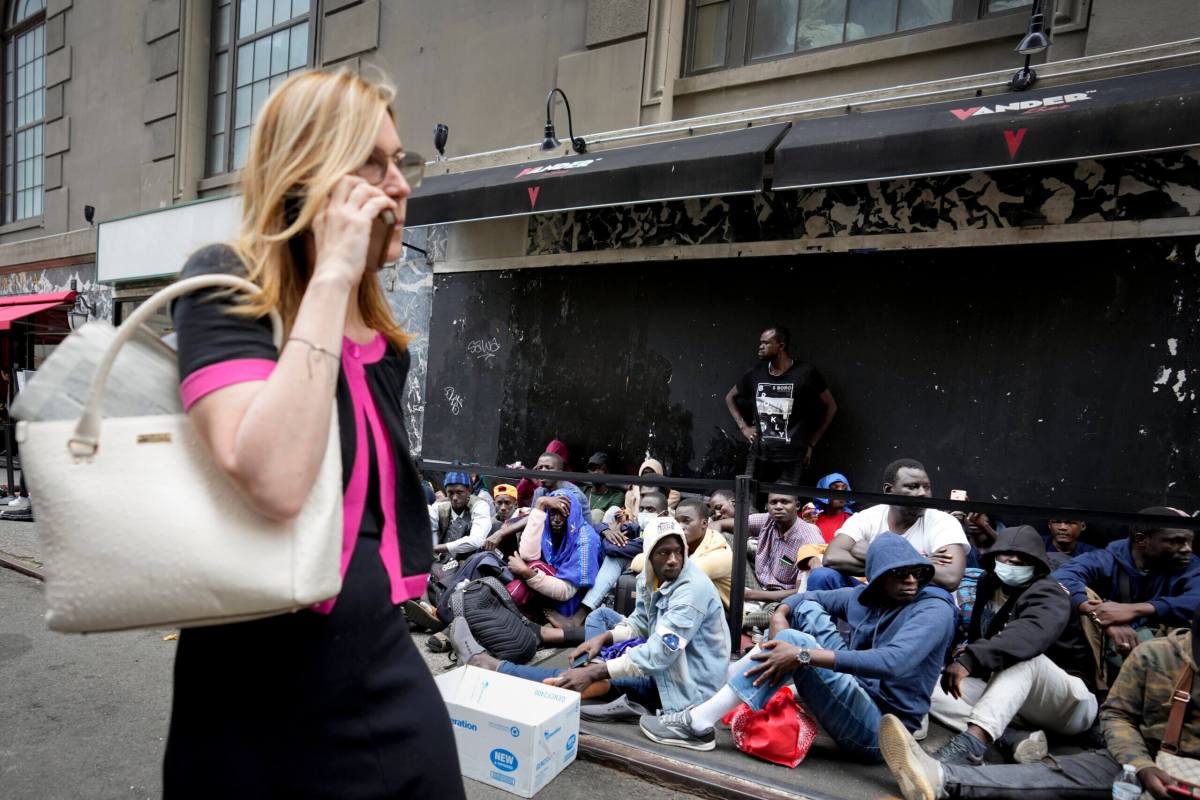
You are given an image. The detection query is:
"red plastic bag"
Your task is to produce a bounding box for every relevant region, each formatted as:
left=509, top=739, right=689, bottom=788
left=506, top=560, right=556, bottom=607
left=721, top=688, right=818, bottom=768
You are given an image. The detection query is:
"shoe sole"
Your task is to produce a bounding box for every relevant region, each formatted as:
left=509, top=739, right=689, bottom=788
left=638, top=720, right=716, bottom=752
left=1013, top=731, right=1048, bottom=764
left=879, top=715, right=934, bottom=800
left=404, top=601, right=445, bottom=632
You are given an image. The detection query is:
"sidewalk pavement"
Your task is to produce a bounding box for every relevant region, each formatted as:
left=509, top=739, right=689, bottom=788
left=0, top=517, right=40, bottom=569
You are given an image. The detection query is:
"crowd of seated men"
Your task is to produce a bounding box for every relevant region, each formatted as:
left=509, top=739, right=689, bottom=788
left=419, top=445, right=1199, bottom=800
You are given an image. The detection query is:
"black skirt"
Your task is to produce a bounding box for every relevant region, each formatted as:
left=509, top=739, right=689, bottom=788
left=164, top=536, right=465, bottom=800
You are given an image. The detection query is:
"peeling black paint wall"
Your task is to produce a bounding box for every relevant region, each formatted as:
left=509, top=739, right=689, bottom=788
left=422, top=236, right=1200, bottom=513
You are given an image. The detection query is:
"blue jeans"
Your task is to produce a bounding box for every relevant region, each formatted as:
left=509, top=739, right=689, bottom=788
left=728, top=600, right=883, bottom=762
left=498, top=607, right=660, bottom=711
left=805, top=566, right=860, bottom=591
left=581, top=555, right=629, bottom=610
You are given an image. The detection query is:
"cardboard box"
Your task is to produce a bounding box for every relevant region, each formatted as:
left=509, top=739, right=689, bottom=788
left=435, top=665, right=581, bottom=797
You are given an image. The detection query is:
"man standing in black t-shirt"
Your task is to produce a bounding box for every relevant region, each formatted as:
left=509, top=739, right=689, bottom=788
left=724, top=325, right=837, bottom=484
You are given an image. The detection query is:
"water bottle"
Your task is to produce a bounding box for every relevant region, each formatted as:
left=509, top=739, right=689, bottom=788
left=1112, top=764, right=1141, bottom=800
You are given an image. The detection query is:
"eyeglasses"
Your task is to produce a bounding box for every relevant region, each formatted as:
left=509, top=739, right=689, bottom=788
left=358, top=149, right=425, bottom=189
left=886, top=566, right=927, bottom=581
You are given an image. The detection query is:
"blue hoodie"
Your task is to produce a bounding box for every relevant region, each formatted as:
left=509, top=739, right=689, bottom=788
left=783, top=533, right=957, bottom=730
left=1052, top=538, right=1200, bottom=628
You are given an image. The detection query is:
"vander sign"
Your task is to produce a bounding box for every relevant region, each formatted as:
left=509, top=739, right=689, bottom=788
left=950, top=91, right=1095, bottom=121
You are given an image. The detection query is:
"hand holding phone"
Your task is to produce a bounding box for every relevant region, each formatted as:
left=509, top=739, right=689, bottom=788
left=309, top=175, right=398, bottom=287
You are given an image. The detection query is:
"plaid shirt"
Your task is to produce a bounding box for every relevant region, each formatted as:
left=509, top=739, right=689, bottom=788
left=1101, top=630, right=1200, bottom=771
left=749, top=512, right=824, bottom=590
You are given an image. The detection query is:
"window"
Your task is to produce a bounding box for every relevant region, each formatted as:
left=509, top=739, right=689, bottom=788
left=687, top=0, right=1033, bottom=75
left=207, top=0, right=314, bottom=176
left=4, top=0, right=45, bottom=223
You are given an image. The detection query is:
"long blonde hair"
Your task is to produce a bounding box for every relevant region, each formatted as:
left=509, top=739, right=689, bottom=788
left=230, top=69, right=410, bottom=350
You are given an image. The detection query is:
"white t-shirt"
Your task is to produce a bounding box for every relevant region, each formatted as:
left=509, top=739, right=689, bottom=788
left=834, top=503, right=967, bottom=558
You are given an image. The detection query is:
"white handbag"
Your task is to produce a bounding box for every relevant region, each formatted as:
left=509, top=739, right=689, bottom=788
left=16, top=274, right=344, bottom=633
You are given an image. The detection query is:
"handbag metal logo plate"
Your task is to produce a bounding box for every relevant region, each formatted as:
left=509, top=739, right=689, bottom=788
left=136, top=433, right=172, bottom=444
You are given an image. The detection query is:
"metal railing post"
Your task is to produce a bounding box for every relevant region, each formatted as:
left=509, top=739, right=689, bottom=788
left=726, top=473, right=753, bottom=655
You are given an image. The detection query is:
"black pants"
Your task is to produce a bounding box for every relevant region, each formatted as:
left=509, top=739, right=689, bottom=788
left=165, top=537, right=466, bottom=800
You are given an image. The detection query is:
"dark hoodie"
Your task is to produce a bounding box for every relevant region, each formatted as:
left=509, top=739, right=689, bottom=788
left=1053, top=538, right=1200, bottom=629
left=959, top=525, right=1094, bottom=687
left=783, top=533, right=958, bottom=731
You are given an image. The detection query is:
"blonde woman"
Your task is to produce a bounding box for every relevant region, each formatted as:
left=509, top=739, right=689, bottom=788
left=165, top=70, right=464, bottom=798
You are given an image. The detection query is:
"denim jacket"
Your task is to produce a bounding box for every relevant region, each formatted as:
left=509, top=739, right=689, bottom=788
left=605, top=558, right=730, bottom=712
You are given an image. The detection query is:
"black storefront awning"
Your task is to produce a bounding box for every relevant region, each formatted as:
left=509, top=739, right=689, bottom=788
left=406, top=122, right=790, bottom=226
left=773, top=63, right=1200, bottom=190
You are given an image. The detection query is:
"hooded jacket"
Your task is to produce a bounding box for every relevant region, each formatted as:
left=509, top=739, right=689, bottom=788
left=1053, top=538, right=1200, bottom=629
left=623, top=458, right=682, bottom=517
left=605, top=517, right=731, bottom=713
left=783, top=533, right=957, bottom=731
left=958, top=525, right=1093, bottom=686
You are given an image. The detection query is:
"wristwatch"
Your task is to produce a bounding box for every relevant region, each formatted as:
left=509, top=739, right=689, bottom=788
left=794, top=648, right=812, bottom=666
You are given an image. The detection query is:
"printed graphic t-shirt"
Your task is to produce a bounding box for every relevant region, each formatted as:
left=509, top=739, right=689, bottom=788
left=736, top=360, right=827, bottom=461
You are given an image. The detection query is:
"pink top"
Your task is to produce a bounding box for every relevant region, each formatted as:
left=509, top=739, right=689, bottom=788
left=179, top=333, right=425, bottom=613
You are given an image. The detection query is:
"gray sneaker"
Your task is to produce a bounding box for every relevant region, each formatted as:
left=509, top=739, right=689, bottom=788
left=638, top=709, right=715, bottom=751
left=580, top=694, right=651, bottom=721
left=448, top=618, right=487, bottom=664
left=879, top=713, right=945, bottom=800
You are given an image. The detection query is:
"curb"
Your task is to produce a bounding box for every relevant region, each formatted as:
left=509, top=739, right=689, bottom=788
left=0, top=552, right=43, bottom=581
left=578, top=733, right=821, bottom=800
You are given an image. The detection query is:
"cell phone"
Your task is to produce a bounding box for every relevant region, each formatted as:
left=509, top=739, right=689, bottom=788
left=950, top=489, right=968, bottom=502
left=365, top=209, right=396, bottom=272
left=284, top=189, right=395, bottom=272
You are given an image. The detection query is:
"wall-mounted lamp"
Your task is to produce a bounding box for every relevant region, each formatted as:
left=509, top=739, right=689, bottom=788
left=541, top=88, right=586, bottom=154
left=67, top=277, right=96, bottom=330
left=1010, top=0, right=1052, bottom=91
left=433, top=123, right=449, bottom=161
left=83, top=205, right=95, bottom=227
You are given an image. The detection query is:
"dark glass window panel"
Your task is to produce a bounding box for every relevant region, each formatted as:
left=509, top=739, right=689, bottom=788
left=797, top=0, right=848, bottom=50
left=289, top=22, right=308, bottom=69
left=692, top=1, right=730, bottom=70
left=899, top=0, right=953, bottom=31
left=751, top=0, right=798, bottom=59
left=847, top=0, right=898, bottom=40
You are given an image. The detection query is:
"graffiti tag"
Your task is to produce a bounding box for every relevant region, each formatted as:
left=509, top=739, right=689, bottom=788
left=467, top=337, right=501, bottom=361
left=444, top=386, right=465, bottom=416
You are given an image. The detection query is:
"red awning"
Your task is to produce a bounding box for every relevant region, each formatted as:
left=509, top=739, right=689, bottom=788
left=0, top=291, right=75, bottom=331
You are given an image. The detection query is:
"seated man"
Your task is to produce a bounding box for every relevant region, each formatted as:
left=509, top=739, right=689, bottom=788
left=881, top=608, right=1200, bottom=800
left=707, top=488, right=736, bottom=531
left=490, top=483, right=522, bottom=532
left=1043, top=518, right=1097, bottom=569
left=450, top=517, right=730, bottom=717
left=813, top=458, right=967, bottom=592
left=504, top=490, right=603, bottom=623
left=483, top=452, right=592, bottom=554
left=584, top=452, right=627, bottom=526
left=632, top=498, right=733, bottom=609
left=639, top=534, right=957, bottom=759
left=1054, top=507, right=1199, bottom=660
left=928, top=525, right=1097, bottom=766
left=748, top=491, right=824, bottom=592
left=559, top=491, right=672, bottom=627
left=623, top=457, right=681, bottom=517
left=428, top=470, right=492, bottom=561
left=813, top=472, right=855, bottom=543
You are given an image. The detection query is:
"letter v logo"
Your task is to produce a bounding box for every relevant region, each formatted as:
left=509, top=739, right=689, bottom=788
left=950, top=108, right=979, bottom=121
left=527, top=186, right=540, bottom=208
left=1004, top=128, right=1027, bottom=159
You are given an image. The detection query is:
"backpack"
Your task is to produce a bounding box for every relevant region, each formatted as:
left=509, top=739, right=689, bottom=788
left=448, top=576, right=541, bottom=664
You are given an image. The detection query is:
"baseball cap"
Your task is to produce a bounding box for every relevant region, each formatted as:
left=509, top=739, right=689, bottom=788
left=587, top=452, right=608, bottom=467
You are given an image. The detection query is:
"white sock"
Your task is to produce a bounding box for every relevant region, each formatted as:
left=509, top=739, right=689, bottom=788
left=688, top=684, right=741, bottom=734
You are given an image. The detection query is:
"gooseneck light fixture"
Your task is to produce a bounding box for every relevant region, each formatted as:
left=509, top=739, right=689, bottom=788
left=1010, top=0, right=1052, bottom=91
left=541, top=88, right=586, bottom=154
left=67, top=278, right=96, bottom=331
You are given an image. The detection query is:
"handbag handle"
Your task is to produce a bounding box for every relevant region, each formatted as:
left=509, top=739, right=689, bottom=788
left=67, top=273, right=283, bottom=458
left=1162, top=663, right=1195, bottom=754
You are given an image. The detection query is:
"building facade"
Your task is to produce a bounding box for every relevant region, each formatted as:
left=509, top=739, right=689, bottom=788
left=1, top=1, right=1196, bottom=508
